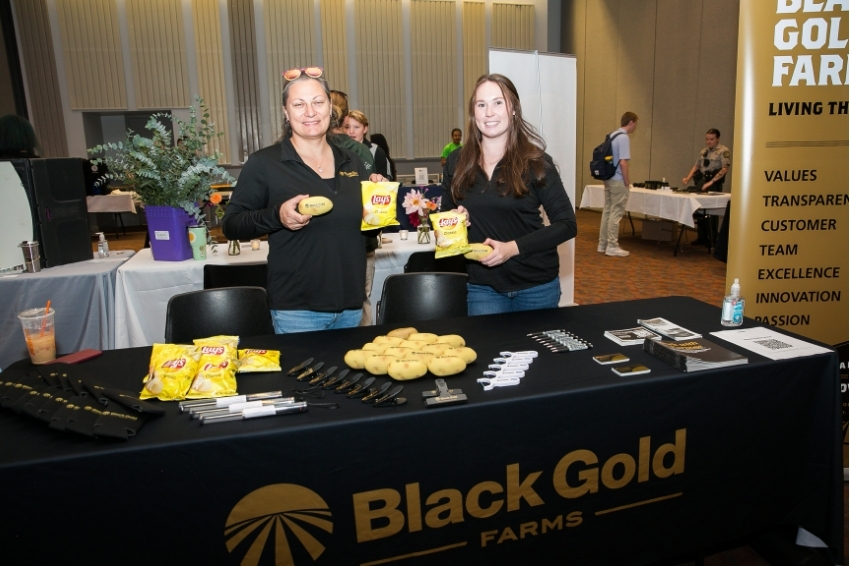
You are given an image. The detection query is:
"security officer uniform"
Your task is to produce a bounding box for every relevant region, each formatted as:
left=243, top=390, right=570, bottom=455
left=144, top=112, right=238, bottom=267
left=694, top=144, right=731, bottom=191
left=692, top=144, right=731, bottom=245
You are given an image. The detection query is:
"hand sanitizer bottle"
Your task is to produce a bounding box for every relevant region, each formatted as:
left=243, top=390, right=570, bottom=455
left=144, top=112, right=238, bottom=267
left=721, top=278, right=744, bottom=326
left=97, top=232, right=109, bottom=257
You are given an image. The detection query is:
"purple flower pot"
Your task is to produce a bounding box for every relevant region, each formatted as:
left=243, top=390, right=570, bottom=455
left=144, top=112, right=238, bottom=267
left=145, top=205, right=194, bottom=261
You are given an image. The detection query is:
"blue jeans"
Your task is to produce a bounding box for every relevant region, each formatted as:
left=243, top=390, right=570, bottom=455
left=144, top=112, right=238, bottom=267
left=271, top=308, right=362, bottom=334
left=467, top=278, right=561, bottom=316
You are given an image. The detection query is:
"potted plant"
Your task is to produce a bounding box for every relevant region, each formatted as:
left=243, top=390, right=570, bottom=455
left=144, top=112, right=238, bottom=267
left=88, top=97, right=234, bottom=261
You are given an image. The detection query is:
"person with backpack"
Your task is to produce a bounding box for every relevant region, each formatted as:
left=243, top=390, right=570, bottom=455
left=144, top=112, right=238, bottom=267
left=597, top=111, right=638, bottom=257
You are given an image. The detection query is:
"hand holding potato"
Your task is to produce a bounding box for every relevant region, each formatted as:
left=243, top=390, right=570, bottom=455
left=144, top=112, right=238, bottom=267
left=480, top=238, right=519, bottom=267
left=280, top=194, right=312, bottom=231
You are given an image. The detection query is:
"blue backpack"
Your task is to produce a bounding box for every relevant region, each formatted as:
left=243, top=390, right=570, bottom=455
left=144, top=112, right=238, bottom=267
left=589, top=131, right=624, bottom=180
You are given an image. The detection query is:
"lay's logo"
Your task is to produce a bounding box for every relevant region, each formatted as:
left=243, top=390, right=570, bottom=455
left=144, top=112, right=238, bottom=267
left=201, top=346, right=226, bottom=355
left=161, top=358, right=186, bottom=369
left=371, top=195, right=391, bottom=206
left=245, top=349, right=267, bottom=354
left=438, top=217, right=458, bottom=228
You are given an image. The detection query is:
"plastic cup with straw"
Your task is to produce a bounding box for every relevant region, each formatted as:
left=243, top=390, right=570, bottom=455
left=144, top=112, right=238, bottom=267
left=18, top=299, right=56, bottom=364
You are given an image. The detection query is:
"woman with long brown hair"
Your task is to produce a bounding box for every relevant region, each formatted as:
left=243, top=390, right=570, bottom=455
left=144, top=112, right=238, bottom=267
left=441, top=74, right=577, bottom=315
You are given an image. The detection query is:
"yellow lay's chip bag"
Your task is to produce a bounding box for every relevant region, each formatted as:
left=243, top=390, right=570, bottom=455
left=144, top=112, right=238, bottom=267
left=429, top=211, right=471, bottom=258
left=361, top=182, right=400, bottom=230
left=237, top=349, right=282, bottom=373
left=194, top=335, right=240, bottom=348
left=186, top=344, right=238, bottom=399
left=141, top=344, right=201, bottom=401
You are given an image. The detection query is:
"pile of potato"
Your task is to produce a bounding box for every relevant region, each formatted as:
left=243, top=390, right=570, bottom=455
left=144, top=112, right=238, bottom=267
left=344, top=327, right=477, bottom=381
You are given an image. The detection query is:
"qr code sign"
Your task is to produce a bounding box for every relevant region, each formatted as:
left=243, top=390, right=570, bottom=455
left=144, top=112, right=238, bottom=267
left=754, top=338, right=793, bottom=350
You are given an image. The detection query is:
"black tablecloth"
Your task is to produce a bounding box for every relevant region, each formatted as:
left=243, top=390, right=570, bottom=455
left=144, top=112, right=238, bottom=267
left=0, top=297, right=842, bottom=565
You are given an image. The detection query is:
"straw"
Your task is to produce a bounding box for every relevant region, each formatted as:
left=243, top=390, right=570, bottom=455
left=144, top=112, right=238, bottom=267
left=40, top=300, right=50, bottom=336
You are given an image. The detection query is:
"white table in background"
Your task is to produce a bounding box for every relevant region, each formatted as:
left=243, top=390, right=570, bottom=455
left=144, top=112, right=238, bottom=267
left=579, top=185, right=730, bottom=228
left=85, top=194, right=137, bottom=215
left=86, top=193, right=138, bottom=237
left=0, top=251, right=134, bottom=368
left=114, top=235, right=434, bottom=348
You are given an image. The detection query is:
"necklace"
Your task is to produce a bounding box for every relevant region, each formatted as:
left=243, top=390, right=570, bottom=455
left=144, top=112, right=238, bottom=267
left=314, top=150, right=326, bottom=173
left=304, top=147, right=327, bottom=173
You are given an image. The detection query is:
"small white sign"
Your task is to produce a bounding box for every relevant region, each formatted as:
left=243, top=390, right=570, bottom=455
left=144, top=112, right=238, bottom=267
left=414, top=167, right=429, bottom=185
left=154, top=231, right=171, bottom=241
left=710, top=327, right=832, bottom=361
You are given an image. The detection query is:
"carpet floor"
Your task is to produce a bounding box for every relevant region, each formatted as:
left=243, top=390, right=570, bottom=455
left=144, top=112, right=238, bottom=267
left=573, top=209, right=728, bottom=308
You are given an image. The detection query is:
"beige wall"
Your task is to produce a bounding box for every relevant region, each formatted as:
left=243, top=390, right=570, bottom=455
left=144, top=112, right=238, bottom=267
left=563, top=0, right=739, bottom=203
left=10, top=0, right=553, bottom=162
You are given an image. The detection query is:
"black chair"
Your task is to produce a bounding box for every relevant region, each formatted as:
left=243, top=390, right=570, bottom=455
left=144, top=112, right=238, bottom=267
left=404, top=251, right=467, bottom=274
left=376, top=273, right=468, bottom=325
left=203, top=263, right=268, bottom=289
left=164, top=287, right=274, bottom=343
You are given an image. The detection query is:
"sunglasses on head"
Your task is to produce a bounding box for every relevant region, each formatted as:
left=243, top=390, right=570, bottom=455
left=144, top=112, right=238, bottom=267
left=283, top=67, right=324, bottom=81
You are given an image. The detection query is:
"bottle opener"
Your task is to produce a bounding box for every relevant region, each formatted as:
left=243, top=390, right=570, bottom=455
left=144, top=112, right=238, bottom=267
left=286, top=357, right=314, bottom=376
left=334, top=373, right=362, bottom=393
left=362, top=381, right=392, bottom=403
left=321, top=369, right=350, bottom=390
left=308, top=365, right=337, bottom=386
left=373, top=385, right=406, bottom=407
left=346, top=376, right=376, bottom=398
left=295, top=361, right=324, bottom=381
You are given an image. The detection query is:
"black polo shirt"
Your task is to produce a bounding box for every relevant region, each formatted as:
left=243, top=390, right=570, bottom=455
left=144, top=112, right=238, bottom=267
left=223, top=138, right=368, bottom=311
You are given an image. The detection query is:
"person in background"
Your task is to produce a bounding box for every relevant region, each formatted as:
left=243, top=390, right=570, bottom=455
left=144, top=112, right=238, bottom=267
left=441, top=128, right=462, bottom=167
left=597, top=111, right=638, bottom=258
left=344, top=110, right=392, bottom=180
left=441, top=74, right=577, bottom=316
left=682, top=128, right=731, bottom=246
left=0, top=114, right=41, bottom=158
left=370, top=133, right=397, bottom=182
left=343, top=109, right=391, bottom=325
left=329, top=90, right=374, bottom=172
left=222, top=67, right=384, bottom=333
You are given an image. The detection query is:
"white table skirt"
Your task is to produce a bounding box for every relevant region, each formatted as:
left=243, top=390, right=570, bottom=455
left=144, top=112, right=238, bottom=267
left=86, top=194, right=137, bottom=214
left=0, top=251, right=134, bottom=368
left=579, top=185, right=730, bottom=228
left=114, top=235, right=434, bottom=348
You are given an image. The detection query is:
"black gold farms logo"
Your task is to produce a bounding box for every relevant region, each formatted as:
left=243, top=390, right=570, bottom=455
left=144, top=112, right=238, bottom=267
left=225, top=484, right=333, bottom=566
left=225, top=430, right=686, bottom=563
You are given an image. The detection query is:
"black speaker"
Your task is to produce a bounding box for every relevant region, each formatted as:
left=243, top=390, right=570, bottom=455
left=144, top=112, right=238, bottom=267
left=10, top=158, right=92, bottom=267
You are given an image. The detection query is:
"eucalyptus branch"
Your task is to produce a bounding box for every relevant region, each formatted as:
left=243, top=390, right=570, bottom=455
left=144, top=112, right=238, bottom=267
left=87, top=96, right=234, bottom=223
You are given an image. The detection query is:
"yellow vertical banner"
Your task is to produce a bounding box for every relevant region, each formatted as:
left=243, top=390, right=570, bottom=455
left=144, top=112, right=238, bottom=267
left=729, top=0, right=849, bottom=346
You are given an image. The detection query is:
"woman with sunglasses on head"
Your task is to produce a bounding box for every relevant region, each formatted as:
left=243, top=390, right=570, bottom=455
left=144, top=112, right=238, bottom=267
left=344, top=111, right=392, bottom=181
left=682, top=128, right=731, bottom=246
left=441, top=74, right=577, bottom=316
left=223, top=67, right=387, bottom=333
